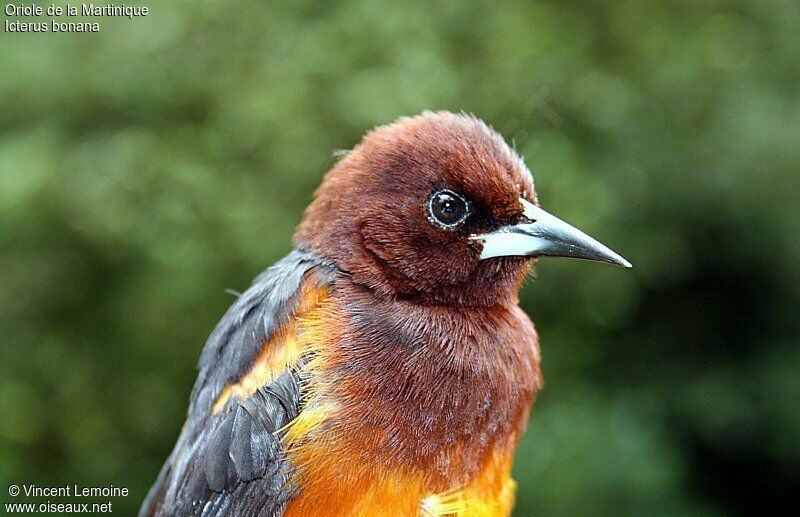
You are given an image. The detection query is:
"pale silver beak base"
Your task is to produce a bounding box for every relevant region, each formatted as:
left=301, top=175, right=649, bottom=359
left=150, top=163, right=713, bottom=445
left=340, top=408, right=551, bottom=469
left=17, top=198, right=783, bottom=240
left=470, top=199, right=632, bottom=268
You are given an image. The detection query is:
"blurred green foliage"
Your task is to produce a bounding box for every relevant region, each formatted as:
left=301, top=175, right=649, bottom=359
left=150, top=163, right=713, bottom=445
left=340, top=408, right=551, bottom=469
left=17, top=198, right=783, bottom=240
left=1, top=0, right=799, bottom=515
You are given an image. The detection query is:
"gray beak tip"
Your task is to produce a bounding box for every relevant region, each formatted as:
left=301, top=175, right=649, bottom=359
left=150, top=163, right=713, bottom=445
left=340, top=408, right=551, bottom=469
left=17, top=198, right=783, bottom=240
left=614, top=256, right=634, bottom=269
left=601, top=248, right=633, bottom=269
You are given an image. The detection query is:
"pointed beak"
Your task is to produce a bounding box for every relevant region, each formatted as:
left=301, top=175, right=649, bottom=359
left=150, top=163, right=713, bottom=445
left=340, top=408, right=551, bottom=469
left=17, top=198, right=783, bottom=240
left=470, top=199, right=632, bottom=268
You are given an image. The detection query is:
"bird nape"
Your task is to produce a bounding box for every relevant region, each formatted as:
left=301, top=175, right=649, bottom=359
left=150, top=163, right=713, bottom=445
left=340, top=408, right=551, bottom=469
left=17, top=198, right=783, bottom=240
left=140, top=111, right=631, bottom=517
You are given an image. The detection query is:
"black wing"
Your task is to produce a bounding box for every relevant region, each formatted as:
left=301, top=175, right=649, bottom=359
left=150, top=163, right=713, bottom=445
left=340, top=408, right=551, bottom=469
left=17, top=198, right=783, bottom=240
left=140, top=249, right=336, bottom=516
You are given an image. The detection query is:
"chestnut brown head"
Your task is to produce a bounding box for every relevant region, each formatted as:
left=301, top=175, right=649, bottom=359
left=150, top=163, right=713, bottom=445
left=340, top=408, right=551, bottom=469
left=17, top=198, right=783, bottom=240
left=294, top=111, right=629, bottom=307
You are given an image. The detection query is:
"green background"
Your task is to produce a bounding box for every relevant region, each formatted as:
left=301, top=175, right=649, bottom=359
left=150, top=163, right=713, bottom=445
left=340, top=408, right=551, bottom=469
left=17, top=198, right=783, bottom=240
left=1, top=1, right=798, bottom=515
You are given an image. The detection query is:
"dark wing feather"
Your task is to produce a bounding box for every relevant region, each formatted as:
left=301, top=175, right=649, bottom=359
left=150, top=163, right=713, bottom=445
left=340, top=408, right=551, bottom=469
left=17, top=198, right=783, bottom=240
left=140, top=249, right=335, bottom=516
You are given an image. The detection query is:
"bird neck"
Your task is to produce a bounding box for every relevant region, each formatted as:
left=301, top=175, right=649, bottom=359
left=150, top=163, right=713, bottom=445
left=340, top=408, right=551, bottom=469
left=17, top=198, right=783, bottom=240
left=307, top=278, right=543, bottom=486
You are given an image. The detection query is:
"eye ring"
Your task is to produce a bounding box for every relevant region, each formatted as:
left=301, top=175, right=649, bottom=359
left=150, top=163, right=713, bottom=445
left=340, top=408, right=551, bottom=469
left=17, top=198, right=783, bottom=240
left=428, top=189, right=470, bottom=228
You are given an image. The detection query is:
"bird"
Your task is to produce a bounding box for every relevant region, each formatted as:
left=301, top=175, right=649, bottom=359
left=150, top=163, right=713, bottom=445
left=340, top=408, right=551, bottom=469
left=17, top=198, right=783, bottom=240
left=140, top=111, right=631, bottom=517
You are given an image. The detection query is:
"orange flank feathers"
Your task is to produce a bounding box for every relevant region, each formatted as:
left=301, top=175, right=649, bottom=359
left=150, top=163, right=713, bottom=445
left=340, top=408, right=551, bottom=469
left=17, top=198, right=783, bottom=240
left=212, top=281, right=329, bottom=415
left=283, top=440, right=519, bottom=517
left=283, top=429, right=519, bottom=517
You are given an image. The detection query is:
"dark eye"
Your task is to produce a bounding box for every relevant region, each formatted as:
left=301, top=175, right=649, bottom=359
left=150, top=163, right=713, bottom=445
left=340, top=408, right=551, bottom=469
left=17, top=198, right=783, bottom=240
left=428, top=190, right=469, bottom=227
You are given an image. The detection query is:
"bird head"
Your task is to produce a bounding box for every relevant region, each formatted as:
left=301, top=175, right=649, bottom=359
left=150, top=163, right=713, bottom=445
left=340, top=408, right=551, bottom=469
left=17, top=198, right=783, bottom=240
left=295, top=111, right=630, bottom=307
